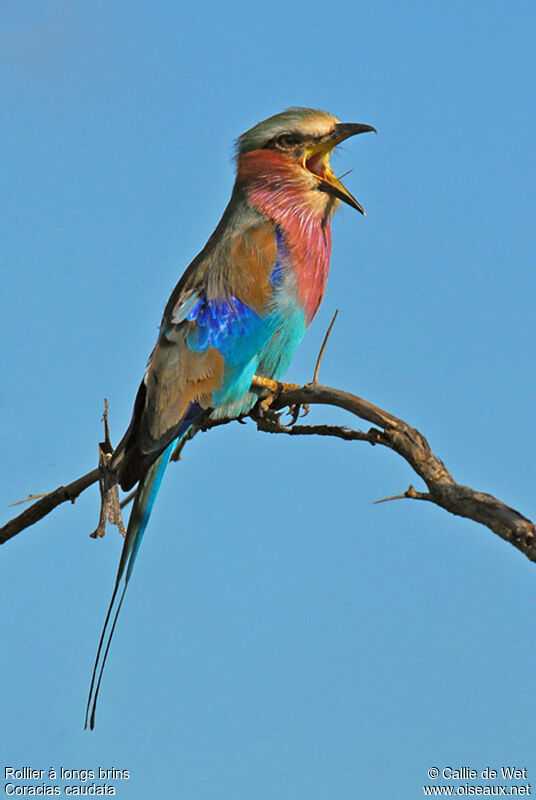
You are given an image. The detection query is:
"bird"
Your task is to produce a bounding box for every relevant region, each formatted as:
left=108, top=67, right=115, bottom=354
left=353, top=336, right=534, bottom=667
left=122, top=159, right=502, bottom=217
left=85, top=107, right=376, bottom=728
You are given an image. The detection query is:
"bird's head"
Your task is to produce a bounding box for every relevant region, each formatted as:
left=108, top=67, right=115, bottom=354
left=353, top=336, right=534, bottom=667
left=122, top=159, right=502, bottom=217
left=236, top=107, right=376, bottom=215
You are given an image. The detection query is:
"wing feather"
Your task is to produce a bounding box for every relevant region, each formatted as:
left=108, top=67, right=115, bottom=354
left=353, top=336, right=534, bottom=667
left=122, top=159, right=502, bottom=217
left=115, top=219, right=280, bottom=489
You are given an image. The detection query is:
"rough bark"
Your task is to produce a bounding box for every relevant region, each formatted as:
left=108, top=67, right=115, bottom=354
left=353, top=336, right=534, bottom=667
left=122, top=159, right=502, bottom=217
left=2, top=381, right=535, bottom=562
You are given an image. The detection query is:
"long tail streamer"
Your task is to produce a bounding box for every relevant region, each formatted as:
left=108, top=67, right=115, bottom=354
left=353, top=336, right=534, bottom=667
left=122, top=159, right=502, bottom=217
left=84, top=441, right=174, bottom=730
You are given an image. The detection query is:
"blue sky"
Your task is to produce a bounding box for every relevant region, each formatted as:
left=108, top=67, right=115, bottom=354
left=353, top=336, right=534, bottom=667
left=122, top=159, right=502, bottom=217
left=2, top=1, right=535, bottom=797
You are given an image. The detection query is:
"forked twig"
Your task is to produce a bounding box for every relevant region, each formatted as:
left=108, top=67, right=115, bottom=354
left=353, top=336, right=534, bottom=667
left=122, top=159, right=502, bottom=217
left=10, top=493, right=51, bottom=508
left=374, top=485, right=433, bottom=504
left=313, top=309, right=339, bottom=384
left=2, top=380, right=536, bottom=563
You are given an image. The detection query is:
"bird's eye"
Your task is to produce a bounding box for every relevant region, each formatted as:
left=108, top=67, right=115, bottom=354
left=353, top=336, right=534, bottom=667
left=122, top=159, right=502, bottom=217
left=263, top=132, right=305, bottom=151
left=276, top=134, right=298, bottom=148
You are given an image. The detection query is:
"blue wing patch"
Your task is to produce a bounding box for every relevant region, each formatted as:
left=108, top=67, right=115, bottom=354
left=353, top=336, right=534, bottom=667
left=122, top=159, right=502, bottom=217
left=184, top=294, right=270, bottom=365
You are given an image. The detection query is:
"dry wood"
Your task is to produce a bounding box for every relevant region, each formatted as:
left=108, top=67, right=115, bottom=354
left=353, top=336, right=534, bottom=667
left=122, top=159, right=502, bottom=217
left=2, top=380, right=535, bottom=562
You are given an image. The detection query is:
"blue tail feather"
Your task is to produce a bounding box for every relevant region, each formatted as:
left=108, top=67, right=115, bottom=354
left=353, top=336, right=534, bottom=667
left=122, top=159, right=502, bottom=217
left=121, top=441, right=174, bottom=583
left=85, top=441, right=175, bottom=729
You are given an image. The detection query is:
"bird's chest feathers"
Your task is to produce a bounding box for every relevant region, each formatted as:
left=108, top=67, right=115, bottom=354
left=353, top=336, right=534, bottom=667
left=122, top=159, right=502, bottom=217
left=239, top=154, right=333, bottom=323
left=276, top=207, right=332, bottom=324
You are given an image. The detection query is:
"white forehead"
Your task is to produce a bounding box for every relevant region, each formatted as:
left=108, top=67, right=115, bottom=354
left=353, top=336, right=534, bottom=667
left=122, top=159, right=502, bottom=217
left=237, top=107, right=340, bottom=154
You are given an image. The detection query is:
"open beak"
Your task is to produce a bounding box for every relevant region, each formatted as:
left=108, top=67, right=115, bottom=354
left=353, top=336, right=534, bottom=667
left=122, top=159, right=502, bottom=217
left=306, top=122, right=376, bottom=215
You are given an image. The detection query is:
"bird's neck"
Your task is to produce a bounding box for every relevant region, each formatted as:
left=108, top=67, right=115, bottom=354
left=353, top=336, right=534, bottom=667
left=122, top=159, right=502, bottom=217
left=237, top=150, right=335, bottom=323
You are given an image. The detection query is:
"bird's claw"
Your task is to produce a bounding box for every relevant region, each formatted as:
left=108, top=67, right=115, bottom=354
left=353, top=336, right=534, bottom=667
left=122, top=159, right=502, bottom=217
left=256, top=396, right=285, bottom=426
left=251, top=375, right=308, bottom=428
left=286, top=402, right=310, bottom=426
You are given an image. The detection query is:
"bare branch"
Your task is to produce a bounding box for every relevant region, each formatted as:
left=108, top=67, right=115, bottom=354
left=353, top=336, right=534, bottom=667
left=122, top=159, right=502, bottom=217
left=374, top=485, right=433, bottom=504
left=10, top=493, right=52, bottom=507
left=313, top=309, right=338, bottom=384
left=1, top=468, right=100, bottom=545
left=2, top=379, right=535, bottom=563
left=264, top=382, right=536, bottom=561
left=119, top=490, right=136, bottom=510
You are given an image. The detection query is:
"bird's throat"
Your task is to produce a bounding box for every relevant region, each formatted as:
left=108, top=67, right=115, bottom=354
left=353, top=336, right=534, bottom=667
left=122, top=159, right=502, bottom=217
left=238, top=151, right=333, bottom=323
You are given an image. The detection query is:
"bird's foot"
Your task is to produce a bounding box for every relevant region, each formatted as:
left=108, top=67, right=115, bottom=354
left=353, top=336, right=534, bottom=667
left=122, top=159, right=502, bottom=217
left=251, top=376, right=301, bottom=395
left=251, top=376, right=305, bottom=428
left=286, top=402, right=310, bottom=426
left=255, top=403, right=285, bottom=428
left=251, top=376, right=310, bottom=430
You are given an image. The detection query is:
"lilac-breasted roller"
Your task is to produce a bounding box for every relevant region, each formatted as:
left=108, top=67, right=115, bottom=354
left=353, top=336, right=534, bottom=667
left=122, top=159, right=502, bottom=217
left=85, top=107, right=375, bottom=728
